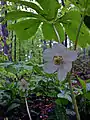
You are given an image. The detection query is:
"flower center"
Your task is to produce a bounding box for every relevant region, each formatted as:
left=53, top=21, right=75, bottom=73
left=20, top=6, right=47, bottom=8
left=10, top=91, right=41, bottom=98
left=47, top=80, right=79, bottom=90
left=53, top=56, right=63, bottom=65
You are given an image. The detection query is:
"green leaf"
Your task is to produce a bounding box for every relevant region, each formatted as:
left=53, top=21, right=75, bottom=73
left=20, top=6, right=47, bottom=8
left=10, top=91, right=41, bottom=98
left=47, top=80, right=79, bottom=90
left=13, top=64, right=33, bottom=71
left=86, top=79, right=90, bottom=83
left=69, top=0, right=90, bottom=9
left=36, top=0, right=60, bottom=20
left=33, top=65, right=43, bottom=75
left=4, top=62, right=33, bottom=74
left=55, top=98, right=68, bottom=105
left=77, top=77, right=86, bottom=93
left=7, top=103, right=20, bottom=112
left=84, top=15, right=90, bottom=29
left=0, top=17, right=4, bottom=22
left=61, top=10, right=90, bottom=47
left=61, top=9, right=81, bottom=21
left=5, top=0, right=45, bottom=15
left=69, top=0, right=90, bottom=17
left=0, top=62, right=13, bottom=67
left=78, top=23, right=90, bottom=46
left=42, top=22, right=58, bottom=41
left=86, top=7, right=90, bottom=16
left=84, top=92, right=90, bottom=100
left=8, top=19, right=41, bottom=40
left=6, top=11, right=41, bottom=20
left=5, top=64, right=17, bottom=74
left=57, top=93, right=72, bottom=102
left=54, top=22, right=65, bottom=42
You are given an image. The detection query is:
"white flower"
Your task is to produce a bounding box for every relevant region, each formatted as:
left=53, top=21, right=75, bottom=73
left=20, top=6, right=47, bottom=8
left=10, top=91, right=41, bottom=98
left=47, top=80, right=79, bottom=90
left=43, top=43, right=77, bottom=81
left=18, top=79, right=29, bottom=92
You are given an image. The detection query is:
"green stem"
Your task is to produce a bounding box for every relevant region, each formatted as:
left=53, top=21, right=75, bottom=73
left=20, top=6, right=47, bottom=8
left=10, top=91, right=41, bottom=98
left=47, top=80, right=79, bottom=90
left=74, top=15, right=84, bottom=50
left=53, top=24, right=60, bottom=43
left=25, top=97, right=32, bottom=120
left=68, top=73, right=80, bottom=120
left=74, top=0, right=88, bottom=50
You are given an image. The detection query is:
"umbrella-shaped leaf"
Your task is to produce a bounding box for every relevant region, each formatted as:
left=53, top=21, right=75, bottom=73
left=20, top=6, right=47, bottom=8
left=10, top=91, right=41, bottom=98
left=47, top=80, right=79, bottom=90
left=8, top=19, right=41, bottom=40
left=61, top=10, right=90, bottom=47
left=42, top=22, right=58, bottom=41
left=84, top=15, right=90, bottom=29
left=6, top=11, right=41, bottom=21
left=86, top=7, right=90, bottom=16
left=5, top=0, right=45, bottom=16
left=69, top=0, right=90, bottom=9
left=36, top=0, right=60, bottom=20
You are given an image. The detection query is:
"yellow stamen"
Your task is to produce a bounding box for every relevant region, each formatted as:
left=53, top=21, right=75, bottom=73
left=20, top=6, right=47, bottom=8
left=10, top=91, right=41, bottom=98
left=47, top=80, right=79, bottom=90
left=53, top=56, right=63, bottom=65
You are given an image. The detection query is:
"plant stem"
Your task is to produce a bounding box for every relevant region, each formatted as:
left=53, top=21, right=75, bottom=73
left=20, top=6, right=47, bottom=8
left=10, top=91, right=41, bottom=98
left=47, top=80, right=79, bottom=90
left=74, top=15, right=84, bottom=50
left=53, top=24, right=60, bottom=43
left=25, top=97, right=32, bottom=120
left=74, top=0, right=88, bottom=50
left=68, top=73, right=80, bottom=120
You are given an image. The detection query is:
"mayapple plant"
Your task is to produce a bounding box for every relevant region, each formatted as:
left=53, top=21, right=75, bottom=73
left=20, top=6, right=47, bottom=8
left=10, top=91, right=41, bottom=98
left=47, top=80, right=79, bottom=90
left=3, top=0, right=90, bottom=120
left=4, top=0, right=90, bottom=47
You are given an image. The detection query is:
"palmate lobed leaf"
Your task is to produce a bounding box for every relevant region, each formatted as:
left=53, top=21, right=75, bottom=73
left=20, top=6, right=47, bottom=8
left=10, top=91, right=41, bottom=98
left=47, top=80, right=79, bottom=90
left=5, top=0, right=45, bottom=15
left=6, top=10, right=46, bottom=22
left=60, top=10, right=90, bottom=47
left=69, top=0, right=90, bottom=16
left=86, top=7, right=90, bottom=16
left=6, top=10, right=41, bottom=21
left=5, top=0, right=61, bottom=41
left=36, top=0, right=60, bottom=20
left=63, top=21, right=90, bottom=47
left=5, top=0, right=89, bottom=44
left=78, top=23, right=90, bottom=46
left=69, top=0, right=90, bottom=9
left=42, top=22, right=58, bottom=41
left=8, top=19, right=41, bottom=40
left=42, top=21, right=65, bottom=42
left=60, top=9, right=81, bottom=21
left=68, top=0, right=84, bottom=8
left=6, top=0, right=60, bottom=21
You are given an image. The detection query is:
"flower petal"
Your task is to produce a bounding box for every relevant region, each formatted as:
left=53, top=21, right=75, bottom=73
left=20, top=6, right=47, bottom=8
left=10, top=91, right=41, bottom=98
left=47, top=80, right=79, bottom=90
left=63, top=50, right=78, bottom=62
left=63, top=61, right=72, bottom=72
left=52, top=43, right=66, bottom=56
left=57, top=65, right=68, bottom=81
left=53, top=43, right=66, bottom=50
left=43, top=48, right=54, bottom=61
left=43, top=62, right=58, bottom=73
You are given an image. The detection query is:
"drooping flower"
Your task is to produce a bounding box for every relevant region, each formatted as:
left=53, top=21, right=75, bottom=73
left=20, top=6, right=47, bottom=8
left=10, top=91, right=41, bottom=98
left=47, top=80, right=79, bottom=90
left=43, top=43, right=77, bottom=81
